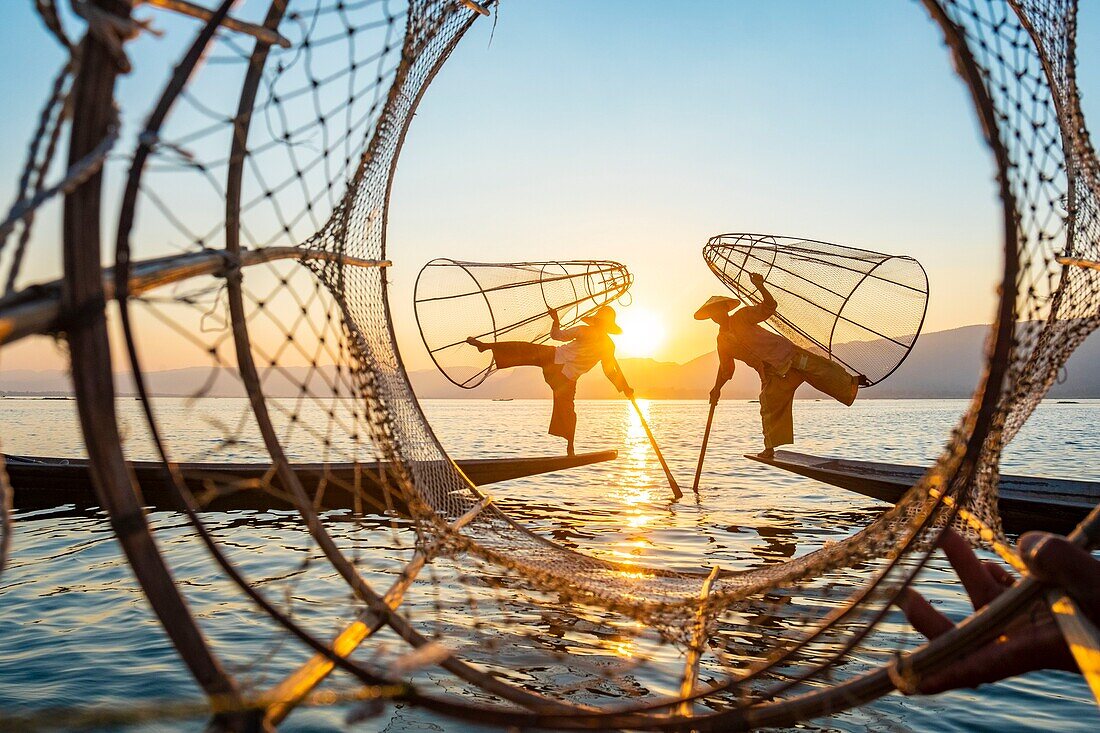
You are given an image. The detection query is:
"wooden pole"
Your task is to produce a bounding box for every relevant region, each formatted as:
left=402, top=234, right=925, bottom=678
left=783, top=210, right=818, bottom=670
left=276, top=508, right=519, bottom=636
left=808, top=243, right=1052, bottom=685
left=1047, top=589, right=1100, bottom=706
left=0, top=248, right=389, bottom=347
left=629, top=396, right=682, bottom=500
left=692, top=401, right=717, bottom=495
left=1057, top=256, right=1100, bottom=271
left=678, top=565, right=721, bottom=717
left=146, top=0, right=292, bottom=48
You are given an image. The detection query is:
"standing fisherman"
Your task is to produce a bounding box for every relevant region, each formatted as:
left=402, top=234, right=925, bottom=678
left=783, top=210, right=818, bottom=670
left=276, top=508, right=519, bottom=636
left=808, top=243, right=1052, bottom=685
left=697, top=272, right=868, bottom=459
left=467, top=306, right=633, bottom=456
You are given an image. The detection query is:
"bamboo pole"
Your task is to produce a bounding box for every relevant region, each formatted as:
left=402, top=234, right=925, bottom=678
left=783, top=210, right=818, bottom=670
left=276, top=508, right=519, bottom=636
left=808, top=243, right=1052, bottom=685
left=1047, top=589, right=1100, bottom=706
left=458, top=0, right=490, bottom=16
left=1057, top=256, right=1100, bottom=272
left=628, top=396, right=682, bottom=500
left=146, top=0, right=292, bottom=47
left=0, top=247, right=389, bottom=346
left=677, top=565, right=721, bottom=718
left=692, top=401, right=717, bottom=495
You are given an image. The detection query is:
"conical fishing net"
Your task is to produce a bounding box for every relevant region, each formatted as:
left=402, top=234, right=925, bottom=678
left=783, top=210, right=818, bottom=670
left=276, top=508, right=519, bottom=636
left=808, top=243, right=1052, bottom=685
left=413, top=258, right=633, bottom=388
left=703, top=234, right=930, bottom=386
left=0, top=0, right=1098, bottom=729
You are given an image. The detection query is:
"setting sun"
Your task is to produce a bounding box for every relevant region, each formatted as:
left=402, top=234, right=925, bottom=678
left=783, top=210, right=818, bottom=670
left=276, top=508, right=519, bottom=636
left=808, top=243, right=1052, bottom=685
left=613, top=306, right=666, bottom=358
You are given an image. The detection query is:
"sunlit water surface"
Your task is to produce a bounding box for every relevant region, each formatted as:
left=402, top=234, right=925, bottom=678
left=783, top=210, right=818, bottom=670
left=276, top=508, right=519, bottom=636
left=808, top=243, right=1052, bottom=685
left=0, top=398, right=1096, bottom=731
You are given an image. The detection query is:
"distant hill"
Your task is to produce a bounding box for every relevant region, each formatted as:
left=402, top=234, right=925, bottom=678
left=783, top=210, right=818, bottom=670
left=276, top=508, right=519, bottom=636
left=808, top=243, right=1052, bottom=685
left=406, top=323, right=1100, bottom=400
left=3, top=324, right=1099, bottom=399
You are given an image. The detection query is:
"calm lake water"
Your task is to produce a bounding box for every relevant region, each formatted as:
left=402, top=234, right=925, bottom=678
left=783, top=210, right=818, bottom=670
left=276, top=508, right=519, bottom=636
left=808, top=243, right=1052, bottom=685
left=0, top=397, right=1096, bottom=731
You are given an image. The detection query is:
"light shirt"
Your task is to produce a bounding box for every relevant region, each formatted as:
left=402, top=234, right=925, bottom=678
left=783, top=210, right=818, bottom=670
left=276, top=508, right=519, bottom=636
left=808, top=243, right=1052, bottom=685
left=717, top=301, right=796, bottom=377
left=551, top=324, right=616, bottom=381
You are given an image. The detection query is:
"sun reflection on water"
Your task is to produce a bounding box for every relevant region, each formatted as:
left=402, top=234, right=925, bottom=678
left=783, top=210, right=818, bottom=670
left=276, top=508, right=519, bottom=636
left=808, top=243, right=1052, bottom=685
left=607, top=399, right=665, bottom=567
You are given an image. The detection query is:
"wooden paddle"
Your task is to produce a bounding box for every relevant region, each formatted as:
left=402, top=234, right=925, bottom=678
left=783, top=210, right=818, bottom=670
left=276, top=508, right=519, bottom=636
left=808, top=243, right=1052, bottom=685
left=628, top=395, right=683, bottom=500
left=692, top=400, right=717, bottom=495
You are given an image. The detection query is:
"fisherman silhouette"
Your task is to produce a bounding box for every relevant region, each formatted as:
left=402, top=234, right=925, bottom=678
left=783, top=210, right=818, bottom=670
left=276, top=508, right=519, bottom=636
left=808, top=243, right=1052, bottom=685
left=697, top=272, right=869, bottom=459
left=468, top=305, right=633, bottom=456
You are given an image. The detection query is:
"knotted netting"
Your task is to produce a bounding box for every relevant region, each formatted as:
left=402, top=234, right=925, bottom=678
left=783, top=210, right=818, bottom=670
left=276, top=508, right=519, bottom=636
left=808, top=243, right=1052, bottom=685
left=413, top=258, right=633, bottom=388
left=1, top=0, right=1098, bottom=728
left=703, top=234, right=930, bottom=386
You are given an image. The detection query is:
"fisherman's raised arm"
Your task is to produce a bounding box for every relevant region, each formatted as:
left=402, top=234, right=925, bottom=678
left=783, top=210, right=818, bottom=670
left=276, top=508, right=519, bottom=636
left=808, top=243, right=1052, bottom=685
left=548, top=308, right=580, bottom=342
left=740, top=272, right=778, bottom=324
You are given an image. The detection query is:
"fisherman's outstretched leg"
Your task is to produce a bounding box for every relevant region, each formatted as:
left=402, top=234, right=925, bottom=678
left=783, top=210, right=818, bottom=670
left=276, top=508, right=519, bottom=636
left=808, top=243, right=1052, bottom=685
left=793, top=348, right=860, bottom=406
left=475, top=340, right=556, bottom=369
left=758, top=371, right=801, bottom=459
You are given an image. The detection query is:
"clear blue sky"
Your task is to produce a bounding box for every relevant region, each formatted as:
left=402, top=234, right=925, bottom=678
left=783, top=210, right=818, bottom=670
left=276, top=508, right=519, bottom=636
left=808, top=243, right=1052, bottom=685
left=1, top=1, right=1097, bottom=370
left=384, top=1, right=1100, bottom=367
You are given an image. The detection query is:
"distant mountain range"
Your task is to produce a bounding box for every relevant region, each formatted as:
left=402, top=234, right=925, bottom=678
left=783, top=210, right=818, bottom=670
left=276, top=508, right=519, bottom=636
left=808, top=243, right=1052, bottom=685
left=2, top=324, right=1098, bottom=399
left=408, top=324, right=1100, bottom=400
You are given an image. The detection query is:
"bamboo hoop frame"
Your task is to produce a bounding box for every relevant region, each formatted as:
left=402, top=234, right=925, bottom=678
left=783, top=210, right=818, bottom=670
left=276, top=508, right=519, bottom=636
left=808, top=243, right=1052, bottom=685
left=261, top=495, right=495, bottom=726
left=59, top=0, right=244, bottom=718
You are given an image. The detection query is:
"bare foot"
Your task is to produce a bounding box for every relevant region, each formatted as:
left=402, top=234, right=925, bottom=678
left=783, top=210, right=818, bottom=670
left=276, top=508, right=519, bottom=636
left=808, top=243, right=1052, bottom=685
left=466, top=336, right=487, bottom=352
left=758, top=447, right=774, bottom=460
left=856, top=374, right=871, bottom=388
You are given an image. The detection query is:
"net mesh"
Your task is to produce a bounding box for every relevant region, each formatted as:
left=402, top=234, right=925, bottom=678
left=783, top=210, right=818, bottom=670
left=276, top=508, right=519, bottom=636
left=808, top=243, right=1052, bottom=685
left=1, top=0, right=1098, bottom=728
left=413, top=258, right=633, bottom=388
left=703, top=234, right=930, bottom=386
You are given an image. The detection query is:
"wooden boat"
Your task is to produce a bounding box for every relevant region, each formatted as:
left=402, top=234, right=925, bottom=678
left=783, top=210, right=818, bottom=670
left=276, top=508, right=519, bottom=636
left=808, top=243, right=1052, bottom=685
left=746, top=450, right=1099, bottom=534
left=4, top=450, right=617, bottom=515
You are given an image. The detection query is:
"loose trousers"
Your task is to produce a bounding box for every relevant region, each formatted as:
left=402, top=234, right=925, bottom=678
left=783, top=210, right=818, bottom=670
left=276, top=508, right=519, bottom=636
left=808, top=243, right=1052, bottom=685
left=488, top=341, right=578, bottom=442
left=759, top=348, right=858, bottom=449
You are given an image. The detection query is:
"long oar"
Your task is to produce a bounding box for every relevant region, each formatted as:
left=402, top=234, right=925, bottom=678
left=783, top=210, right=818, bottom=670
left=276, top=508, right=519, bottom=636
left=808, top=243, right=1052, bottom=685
left=692, top=400, right=717, bottom=495
left=628, top=395, right=682, bottom=500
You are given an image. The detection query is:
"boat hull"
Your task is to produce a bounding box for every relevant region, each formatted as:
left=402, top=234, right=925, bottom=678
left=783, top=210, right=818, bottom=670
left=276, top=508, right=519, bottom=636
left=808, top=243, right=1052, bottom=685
left=746, top=450, right=1099, bottom=535
left=4, top=450, right=617, bottom=515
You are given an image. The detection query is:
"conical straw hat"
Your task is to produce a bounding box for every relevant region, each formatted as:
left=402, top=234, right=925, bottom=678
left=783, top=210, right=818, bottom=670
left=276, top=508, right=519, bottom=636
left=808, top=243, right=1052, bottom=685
left=694, top=295, right=740, bottom=320
left=581, top=305, right=622, bottom=334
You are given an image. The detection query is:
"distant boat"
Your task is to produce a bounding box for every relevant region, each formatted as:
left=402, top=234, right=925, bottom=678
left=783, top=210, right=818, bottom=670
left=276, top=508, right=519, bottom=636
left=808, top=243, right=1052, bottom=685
left=747, top=450, right=1099, bottom=534
left=492, top=398, right=514, bottom=401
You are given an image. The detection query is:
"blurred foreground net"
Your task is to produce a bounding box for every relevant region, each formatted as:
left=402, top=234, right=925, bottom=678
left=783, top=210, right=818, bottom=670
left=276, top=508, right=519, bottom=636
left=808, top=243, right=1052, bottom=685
left=0, top=0, right=1097, bottom=729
